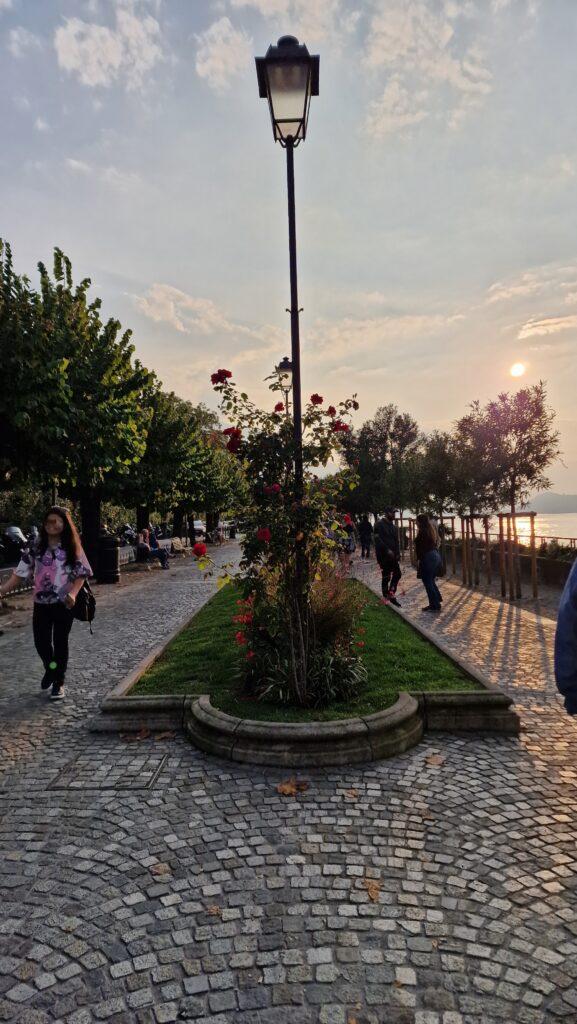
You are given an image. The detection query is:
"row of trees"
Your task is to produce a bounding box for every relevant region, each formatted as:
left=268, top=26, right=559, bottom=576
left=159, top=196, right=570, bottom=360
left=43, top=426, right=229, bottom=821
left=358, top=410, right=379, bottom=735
left=335, top=386, right=560, bottom=518
left=0, top=241, right=247, bottom=566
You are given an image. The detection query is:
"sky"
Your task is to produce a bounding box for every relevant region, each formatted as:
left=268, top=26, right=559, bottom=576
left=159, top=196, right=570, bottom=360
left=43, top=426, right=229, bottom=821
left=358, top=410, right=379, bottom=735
left=2, top=0, right=577, bottom=492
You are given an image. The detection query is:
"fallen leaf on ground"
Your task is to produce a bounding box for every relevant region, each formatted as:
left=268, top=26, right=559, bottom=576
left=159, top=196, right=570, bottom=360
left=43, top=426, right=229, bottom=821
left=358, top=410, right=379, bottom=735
left=344, top=789, right=358, bottom=801
left=150, top=862, right=172, bottom=876
left=276, top=778, right=309, bottom=797
left=120, top=727, right=150, bottom=743
left=207, top=905, right=222, bottom=916
left=154, top=731, right=176, bottom=741
left=362, top=877, right=382, bottom=902
left=425, top=754, right=445, bottom=766
left=393, top=979, right=403, bottom=988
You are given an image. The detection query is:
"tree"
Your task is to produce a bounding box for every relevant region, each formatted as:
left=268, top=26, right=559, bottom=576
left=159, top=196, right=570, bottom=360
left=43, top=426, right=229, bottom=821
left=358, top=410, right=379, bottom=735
left=484, top=383, right=560, bottom=513
left=417, top=431, right=460, bottom=516
left=0, top=240, right=70, bottom=490
left=342, top=405, right=422, bottom=515
left=451, top=402, right=498, bottom=517
left=38, top=249, right=154, bottom=568
left=117, top=389, right=210, bottom=532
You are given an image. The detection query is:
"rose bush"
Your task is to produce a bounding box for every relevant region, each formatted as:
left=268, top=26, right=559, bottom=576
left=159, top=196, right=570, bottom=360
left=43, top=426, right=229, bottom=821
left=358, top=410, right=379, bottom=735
left=204, top=369, right=364, bottom=708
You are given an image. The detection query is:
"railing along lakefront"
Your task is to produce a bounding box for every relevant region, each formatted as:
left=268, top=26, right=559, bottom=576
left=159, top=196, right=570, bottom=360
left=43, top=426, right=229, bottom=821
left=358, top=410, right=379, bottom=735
left=393, top=513, right=576, bottom=602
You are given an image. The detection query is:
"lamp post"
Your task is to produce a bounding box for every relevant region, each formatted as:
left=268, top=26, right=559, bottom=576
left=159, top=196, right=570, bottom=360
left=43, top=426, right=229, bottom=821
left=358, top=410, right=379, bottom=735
left=275, top=355, right=293, bottom=418
left=256, top=36, right=319, bottom=504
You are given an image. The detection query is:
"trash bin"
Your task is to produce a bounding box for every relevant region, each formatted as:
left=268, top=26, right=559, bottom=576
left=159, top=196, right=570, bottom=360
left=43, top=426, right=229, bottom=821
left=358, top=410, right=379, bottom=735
left=97, top=533, right=120, bottom=584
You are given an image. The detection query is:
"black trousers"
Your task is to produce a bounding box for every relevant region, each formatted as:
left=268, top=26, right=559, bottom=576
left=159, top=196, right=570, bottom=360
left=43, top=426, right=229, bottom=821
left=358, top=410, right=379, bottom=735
left=32, top=602, right=75, bottom=683
left=360, top=540, right=372, bottom=558
left=380, top=559, right=402, bottom=597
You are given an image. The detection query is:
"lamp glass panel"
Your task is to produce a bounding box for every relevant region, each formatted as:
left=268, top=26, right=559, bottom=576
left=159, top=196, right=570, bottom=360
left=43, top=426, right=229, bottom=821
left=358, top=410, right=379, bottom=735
left=268, top=61, right=309, bottom=134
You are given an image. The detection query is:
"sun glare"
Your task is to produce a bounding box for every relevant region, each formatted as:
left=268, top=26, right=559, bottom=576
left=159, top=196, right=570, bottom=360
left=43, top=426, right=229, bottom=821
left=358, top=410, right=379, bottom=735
left=510, top=362, right=526, bottom=377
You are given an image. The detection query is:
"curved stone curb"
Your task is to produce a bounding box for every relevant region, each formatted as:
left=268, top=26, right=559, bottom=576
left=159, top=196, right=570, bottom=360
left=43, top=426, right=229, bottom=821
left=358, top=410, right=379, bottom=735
left=420, top=690, right=520, bottom=734
left=184, top=692, right=423, bottom=767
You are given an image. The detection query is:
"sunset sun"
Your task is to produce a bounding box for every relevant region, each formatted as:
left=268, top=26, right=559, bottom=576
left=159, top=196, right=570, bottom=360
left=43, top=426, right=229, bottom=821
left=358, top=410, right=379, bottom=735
left=510, top=362, right=526, bottom=377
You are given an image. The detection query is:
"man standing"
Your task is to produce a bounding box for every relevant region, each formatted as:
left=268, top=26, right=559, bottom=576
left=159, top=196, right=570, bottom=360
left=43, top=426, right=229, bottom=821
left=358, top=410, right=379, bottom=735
left=374, top=507, right=402, bottom=607
left=555, top=557, right=577, bottom=715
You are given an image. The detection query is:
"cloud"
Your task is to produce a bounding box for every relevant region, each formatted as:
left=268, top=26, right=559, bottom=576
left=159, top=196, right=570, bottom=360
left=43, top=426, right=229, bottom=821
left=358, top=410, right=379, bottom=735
left=66, top=157, right=91, bottom=173
left=133, top=283, right=282, bottom=351
left=54, top=6, right=163, bottom=89
left=487, top=264, right=577, bottom=305
left=0, top=0, right=14, bottom=10
left=362, top=0, right=493, bottom=137
left=306, top=311, right=464, bottom=361
left=8, top=27, right=42, bottom=57
left=13, top=95, right=31, bottom=111
left=518, top=315, right=577, bottom=340
left=365, top=77, right=428, bottom=138
left=194, top=17, right=252, bottom=93
left=65, top=157, right=144, bottom=191
left=229, top=0, right=360, bottom=47
left=34, top=117, right=51, bottom=133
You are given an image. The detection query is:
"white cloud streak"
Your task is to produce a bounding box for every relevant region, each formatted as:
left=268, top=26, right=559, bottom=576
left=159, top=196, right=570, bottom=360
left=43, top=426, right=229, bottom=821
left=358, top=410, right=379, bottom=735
left=8, top=27, right=42, bottom=57
left=194, top=17, right=252, bottom=93
left=54, top=6, right=163, bottom=89
left=518, top=315, right=577, bottom=340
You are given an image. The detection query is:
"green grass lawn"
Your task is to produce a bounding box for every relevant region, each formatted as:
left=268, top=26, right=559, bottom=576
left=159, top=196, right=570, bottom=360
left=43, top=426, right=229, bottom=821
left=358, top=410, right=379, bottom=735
left=132, top=581, right=478, bottom=721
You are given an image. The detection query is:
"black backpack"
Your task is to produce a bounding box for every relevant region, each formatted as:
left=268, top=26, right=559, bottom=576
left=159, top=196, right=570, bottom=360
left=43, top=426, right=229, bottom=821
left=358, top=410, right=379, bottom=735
left=73, top=580, right=96, bottom=631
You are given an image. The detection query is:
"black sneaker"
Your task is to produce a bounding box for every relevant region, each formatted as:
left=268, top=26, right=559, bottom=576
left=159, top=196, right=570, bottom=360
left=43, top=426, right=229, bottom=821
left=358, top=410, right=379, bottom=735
left=41, top=670, right=54, bottom=690
left=50, top=682, right=65, bottom=701
left=388, top=596, right=401, bottom=608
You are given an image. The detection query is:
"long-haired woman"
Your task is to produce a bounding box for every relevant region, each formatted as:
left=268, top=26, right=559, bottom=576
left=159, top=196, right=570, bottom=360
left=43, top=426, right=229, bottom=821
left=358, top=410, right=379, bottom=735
left=0, top=506, right=92, bottom=700
left=415, top=513, right=443, bottom=612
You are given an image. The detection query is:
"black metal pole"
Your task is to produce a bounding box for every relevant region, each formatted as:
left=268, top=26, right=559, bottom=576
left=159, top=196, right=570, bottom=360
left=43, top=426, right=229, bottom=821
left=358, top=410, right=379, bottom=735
left=285, top=137, right=303, bottom=502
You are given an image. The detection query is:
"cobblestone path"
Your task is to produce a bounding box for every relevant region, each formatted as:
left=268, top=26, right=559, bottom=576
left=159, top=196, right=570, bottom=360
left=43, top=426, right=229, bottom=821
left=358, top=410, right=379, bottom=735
left=1, top=548, right=577, bottom=1024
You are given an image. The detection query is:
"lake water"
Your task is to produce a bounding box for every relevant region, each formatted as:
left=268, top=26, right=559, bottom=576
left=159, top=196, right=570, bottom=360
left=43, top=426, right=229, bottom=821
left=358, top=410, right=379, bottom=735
left=502, top=513, right=577, bottom=544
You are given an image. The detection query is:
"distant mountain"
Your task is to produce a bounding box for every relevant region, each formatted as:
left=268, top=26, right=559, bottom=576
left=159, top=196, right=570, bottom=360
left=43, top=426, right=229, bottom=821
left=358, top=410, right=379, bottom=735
left=529, top=493, right=577, bottom=513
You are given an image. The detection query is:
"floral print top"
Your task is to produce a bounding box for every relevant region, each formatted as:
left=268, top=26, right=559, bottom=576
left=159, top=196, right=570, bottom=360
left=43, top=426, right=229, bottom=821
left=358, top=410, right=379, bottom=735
left=15, top=543, right=92, bottom=604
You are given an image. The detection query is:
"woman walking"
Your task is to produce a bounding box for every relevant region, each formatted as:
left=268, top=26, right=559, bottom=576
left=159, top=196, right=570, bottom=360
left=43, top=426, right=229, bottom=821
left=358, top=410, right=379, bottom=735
left=415, top=513, right=443, bottom=612
left=0, top=506, right=91, bottom=700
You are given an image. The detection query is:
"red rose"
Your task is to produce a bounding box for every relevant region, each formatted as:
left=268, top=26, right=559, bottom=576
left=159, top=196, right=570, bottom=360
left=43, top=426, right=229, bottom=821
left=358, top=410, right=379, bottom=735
left=246, top=650, right=255, bottom=661
left=331, top=419, right=349, bottom=432
left=211, top=369, right=232, bottom=385
left=235, top=631, right=247, bottom=645
left=223, top=426, right=241, bottom=436
left=193, top=542, right=207, bottom=557
left=274, top=402, right=284, bottom=412
left=327, top=406, right=336, bottom=416
left=310, top=393, right=323, bottom=405
left=257, top=527, right=271, bottom=543
left=271, top=483, right=281, bottom=493
left=227, top=436, right=241, bottom=453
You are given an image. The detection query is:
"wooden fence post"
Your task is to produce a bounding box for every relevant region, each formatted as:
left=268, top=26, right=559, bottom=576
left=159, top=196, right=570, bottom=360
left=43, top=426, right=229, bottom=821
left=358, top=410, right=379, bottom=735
left=530, top=512, right=538, bottom=599
left=450, top=516, right=456, bottom=575
left=498, top=514, right=506, bottom=599
left=484, top=516, right=492, bottom=584
left=506, top=514, right=515, bottom=601
left=461, top=517, right=467, bottom=585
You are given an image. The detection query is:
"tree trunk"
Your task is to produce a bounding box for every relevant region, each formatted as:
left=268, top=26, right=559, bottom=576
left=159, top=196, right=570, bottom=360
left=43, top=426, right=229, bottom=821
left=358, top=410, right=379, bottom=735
left=206, top=510, right=219, bottom=537
left=79, top=486, right=101, bottom=576
left=136, top=505, right=149, bottom=533
left=172, top=506, right=184, bottom=539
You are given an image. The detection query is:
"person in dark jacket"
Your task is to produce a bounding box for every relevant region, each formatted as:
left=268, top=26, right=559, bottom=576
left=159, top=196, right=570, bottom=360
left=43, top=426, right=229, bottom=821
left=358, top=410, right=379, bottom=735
left=358, top=516, right=373, bottom=559
left=555, top=558, right=577, bottom=715
left=415, top=513, right=442, bottom=612
left=374, top=508, right=401, bottom=606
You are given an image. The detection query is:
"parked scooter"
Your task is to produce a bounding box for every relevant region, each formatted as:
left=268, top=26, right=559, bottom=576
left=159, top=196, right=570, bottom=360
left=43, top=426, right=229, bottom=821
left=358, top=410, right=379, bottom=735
left=2, top=526, right=26, bottom=565
left=118, top=524, right=138, bottom=546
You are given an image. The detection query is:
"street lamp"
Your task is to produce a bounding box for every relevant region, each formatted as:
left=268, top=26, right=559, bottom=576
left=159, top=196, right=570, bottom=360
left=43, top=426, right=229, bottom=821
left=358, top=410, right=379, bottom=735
left=275, top=355, right=293, bottom=416
left=256, top=35, right=319, bottom=505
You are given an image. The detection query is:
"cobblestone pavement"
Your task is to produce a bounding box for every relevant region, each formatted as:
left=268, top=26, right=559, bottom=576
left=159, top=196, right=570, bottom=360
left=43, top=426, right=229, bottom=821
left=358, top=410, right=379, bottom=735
left=1, top=547, right=577, bottom=1023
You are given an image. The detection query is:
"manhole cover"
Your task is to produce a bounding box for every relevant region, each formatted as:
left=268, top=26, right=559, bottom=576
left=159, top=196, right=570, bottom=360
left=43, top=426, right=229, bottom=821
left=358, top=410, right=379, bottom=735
left=49, top=752, right=168, bottom=790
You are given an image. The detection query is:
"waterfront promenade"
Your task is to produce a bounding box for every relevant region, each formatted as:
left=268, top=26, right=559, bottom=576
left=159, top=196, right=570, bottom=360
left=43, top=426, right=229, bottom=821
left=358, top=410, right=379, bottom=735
left=0, top=548, right=576, bottom=1023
